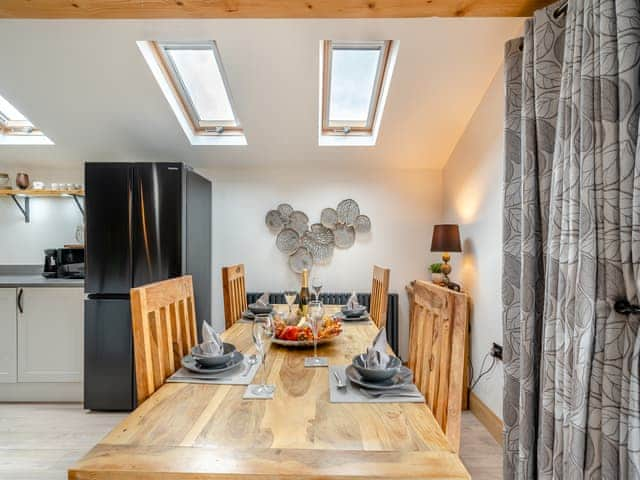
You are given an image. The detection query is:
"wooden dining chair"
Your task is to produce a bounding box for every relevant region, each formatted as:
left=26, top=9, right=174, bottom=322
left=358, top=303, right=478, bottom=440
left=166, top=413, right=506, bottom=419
left=222, top=264, right=248, bottom=329
left=370, top=265, right=390, bottom=329
left=407, top=280, right=468, bottom=453
left=130, top=275, right=198, bottom=405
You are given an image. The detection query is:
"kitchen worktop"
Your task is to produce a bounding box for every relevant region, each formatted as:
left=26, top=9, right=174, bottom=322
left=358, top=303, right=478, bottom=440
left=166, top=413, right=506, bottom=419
left=0, top=265, right=84, bottom=288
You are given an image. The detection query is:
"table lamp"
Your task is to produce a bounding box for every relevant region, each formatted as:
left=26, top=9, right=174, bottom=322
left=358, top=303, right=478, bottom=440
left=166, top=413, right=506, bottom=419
left=430, top=224, right=462, bottom=285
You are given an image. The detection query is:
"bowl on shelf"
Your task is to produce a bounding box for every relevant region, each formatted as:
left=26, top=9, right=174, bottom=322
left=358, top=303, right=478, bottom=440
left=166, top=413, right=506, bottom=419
left=352, top=354, right=402, bottom=382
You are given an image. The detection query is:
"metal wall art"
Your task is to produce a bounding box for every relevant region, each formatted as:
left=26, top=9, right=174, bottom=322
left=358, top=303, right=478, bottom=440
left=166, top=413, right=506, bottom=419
left=266, top=199, right=371, bottom=273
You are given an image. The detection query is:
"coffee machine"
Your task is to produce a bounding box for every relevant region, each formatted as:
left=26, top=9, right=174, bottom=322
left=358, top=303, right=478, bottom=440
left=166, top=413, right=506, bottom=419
left=43, top=248, right=85, bottom=279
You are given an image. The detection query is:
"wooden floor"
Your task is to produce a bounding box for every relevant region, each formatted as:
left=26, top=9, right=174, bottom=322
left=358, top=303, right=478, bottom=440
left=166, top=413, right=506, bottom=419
left=0, top=403, right=502, bottom=479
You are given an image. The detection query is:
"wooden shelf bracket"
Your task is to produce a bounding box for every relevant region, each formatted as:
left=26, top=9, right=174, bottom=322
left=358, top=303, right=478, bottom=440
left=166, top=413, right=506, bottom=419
left=10, top=194, right=30, bottom=223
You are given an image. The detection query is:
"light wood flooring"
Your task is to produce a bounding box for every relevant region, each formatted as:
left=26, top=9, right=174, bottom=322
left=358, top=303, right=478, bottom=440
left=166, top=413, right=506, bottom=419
left=0, top=403, right=502, bottom=479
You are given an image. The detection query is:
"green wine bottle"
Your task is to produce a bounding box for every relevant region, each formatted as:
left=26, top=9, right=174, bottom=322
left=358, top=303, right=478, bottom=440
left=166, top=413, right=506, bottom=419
left=298, top=268, right=310, bottom=317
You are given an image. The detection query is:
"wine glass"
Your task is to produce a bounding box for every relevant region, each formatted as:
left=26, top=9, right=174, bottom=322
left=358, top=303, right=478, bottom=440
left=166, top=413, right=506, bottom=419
left=311, top=276, right=323, bottom=301
left=284, top=290, right=297, bottom=315
left=252, top=313, right=275, bottom=396
left=308, top=300, right=324, bottom=365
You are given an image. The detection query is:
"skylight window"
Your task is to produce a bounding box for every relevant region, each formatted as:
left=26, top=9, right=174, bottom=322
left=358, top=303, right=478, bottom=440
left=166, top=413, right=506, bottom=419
left=138, top=40, right=246, bottom=146
left=320, top=40, right=397, bottom=146
left=0, top=93, right=52, bottom=145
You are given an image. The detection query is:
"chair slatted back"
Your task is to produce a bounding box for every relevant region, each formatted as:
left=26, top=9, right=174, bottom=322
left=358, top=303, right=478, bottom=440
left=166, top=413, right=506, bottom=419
left=408, top=280, right=468, bottom=452
left=130, top=276, right=198, bottom=405
left=370, top=265, right=390, bottom=328
left=222, top=264, right=247, bottom=329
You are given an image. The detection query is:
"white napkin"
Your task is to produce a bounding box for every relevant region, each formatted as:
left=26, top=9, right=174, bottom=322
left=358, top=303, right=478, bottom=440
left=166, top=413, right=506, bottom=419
left=364, top=327, right=390, bottom=368
left=200, top=321, right=223, bottom=356
left=346, top=291, right=359, bottom=310
left=256, top=292, right=269, bottom=306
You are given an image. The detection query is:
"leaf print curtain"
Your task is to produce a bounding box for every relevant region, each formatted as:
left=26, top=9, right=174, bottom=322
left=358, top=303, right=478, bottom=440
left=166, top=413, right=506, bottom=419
left=502, top=0, right=640, bottom=478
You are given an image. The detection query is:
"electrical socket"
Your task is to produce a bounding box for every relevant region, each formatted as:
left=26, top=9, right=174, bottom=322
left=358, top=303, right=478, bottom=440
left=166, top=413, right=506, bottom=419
left=490, top=342, right=503, bottom=361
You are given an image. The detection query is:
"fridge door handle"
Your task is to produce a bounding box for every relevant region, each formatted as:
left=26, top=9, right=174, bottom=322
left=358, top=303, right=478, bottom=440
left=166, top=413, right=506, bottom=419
left=17, top=288, right=24, bottom=314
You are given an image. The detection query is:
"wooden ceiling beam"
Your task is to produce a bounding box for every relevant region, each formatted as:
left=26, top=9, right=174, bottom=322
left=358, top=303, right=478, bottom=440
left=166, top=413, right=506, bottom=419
left=0, top=0, right=553, bottom=19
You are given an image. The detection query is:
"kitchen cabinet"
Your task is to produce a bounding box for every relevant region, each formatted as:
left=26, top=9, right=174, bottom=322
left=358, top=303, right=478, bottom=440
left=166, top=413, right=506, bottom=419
left=17, top=287, right=83, bottom=382
left=0, top=288, right=17, bottom=383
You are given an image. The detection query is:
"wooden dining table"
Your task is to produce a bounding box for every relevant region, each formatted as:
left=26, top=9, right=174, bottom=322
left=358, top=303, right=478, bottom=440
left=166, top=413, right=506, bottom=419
left=69, top=305, right=470, bottom=479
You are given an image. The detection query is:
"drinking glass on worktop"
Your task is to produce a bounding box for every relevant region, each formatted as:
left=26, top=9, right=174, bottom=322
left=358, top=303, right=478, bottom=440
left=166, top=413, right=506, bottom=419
left=251, top=313, right=275, bottom=396
left=304, top=300, right=328, bottom=367
left=284, top=290, right=297, bottom=315
left=311, top=276, right=322, bottom=301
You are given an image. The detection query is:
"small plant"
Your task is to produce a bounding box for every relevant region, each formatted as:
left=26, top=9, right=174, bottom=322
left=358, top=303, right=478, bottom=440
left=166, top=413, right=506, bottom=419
left=429, top=263, right=442, bottom=274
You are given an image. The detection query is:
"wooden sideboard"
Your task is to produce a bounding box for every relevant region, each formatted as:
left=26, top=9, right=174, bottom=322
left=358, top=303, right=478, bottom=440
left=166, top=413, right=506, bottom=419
left=406, top=280, right=470, bottom=411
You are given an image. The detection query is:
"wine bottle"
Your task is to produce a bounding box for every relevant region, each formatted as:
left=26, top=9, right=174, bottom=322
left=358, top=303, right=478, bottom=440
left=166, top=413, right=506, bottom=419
left=298, top=268, right=310, bottom=317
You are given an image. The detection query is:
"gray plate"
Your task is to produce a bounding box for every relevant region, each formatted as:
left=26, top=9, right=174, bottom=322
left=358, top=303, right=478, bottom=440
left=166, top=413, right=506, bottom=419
left=182, top=351, right=245, bottom=374
left=334, top=311, right=370, bottom=322
left=345, top=364, right=413, bottom=390
left=248, top=303, right=274, bottom=314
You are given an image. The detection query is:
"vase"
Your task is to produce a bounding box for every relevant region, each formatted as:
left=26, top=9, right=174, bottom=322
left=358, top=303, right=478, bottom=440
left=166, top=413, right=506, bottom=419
left=16, top=173, right=30, bottom=190
left=431, top=273, right=444, bottom=284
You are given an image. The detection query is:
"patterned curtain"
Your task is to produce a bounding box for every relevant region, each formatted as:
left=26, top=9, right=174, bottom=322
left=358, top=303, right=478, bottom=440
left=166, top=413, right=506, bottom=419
left=502, top=0, right=640, bottom=478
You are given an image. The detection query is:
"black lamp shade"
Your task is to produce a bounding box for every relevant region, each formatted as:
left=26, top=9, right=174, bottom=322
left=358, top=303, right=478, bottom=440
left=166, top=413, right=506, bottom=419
left=431, top=224, right=462, bottom=253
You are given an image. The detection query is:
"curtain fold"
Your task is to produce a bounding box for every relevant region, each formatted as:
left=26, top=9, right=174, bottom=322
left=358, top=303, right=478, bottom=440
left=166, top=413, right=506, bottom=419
left=502, top=0, right=640, bottom=478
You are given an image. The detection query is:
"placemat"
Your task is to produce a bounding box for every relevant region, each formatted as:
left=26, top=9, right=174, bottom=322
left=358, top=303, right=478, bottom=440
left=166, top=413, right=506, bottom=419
left=167, top=358, right=259, bottom=385
left=329, top=366, right=425, bottom=403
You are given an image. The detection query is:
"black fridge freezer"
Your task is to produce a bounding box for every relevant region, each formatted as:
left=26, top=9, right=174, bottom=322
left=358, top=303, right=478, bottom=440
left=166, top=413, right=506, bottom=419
left=84, top=162, right=212, bottom=411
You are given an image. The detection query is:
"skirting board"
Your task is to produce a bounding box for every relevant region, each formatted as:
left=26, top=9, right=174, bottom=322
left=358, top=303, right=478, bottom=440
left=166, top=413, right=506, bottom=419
left=469, top=391, right=504, bottom=446
left=0, top=383, right=82, bottom=402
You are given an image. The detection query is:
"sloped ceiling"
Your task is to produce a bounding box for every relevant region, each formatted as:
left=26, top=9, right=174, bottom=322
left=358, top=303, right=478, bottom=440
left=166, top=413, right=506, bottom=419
left=0, top=18, right=522, bottom=169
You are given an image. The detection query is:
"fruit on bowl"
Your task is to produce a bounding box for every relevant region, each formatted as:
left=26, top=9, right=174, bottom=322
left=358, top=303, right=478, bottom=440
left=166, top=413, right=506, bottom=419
left=274, top=315, right=342, bottom=342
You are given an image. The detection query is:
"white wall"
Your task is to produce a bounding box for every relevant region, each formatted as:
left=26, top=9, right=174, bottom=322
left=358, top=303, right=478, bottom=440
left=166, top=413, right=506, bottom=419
left=204, top=167, right=443, bottom=359
left=441, top=66, right=505, bottom=418
left=0, top=166, right=84, bottom=265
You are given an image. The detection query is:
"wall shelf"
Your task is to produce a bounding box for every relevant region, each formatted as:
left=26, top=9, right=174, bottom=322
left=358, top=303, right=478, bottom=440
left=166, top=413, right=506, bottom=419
left=0, top=189, right=85, bottom=223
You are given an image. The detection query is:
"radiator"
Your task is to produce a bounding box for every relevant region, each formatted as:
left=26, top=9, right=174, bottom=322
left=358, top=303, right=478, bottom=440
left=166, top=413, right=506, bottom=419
left=247, top=292, right=399, bottom=353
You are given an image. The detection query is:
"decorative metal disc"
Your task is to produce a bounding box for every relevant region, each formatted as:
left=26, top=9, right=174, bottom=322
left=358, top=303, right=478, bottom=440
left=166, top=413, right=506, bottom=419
left=289, top=210, right=309, bottom=235
left=302, top=231, right=334, bottom=263
left=309, top=223, right=334, bottom=245
left=265, top=210, right=285, bottom=231
left=336, top=199, right=360, bottom=226
left=320, top=208, right=338, bottom=229
left=276, top=228, right=300, bottom=254
left=289, top=247, right=313, bottom=273
left=354, top=214, right=371, bottom=234
left=277, top=203, right=294, bottom=218
left=334, top=223, right=356, bottom=249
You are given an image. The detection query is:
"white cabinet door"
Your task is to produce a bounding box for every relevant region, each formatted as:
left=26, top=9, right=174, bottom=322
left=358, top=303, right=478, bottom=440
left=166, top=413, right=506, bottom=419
left=17, top=288, right=83, bottom=383
left=0, top=288, right=17, bottom=383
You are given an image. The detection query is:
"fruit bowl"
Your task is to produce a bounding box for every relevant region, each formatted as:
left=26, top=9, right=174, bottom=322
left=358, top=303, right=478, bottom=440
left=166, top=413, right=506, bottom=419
left=272, top=315, right=342, bottom=347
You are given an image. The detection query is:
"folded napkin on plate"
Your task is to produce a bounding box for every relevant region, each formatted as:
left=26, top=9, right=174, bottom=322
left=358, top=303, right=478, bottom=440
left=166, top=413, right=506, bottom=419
left=199, top=321, right=223, bottom=356
left=364, top=327, right=390, bottom=368
left=256, top=292, right=269, bottom=306
left=346, top=291, right=359, bottom=310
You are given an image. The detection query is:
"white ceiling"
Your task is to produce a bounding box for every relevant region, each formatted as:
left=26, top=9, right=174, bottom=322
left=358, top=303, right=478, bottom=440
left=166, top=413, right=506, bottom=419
left=0, top=18, right=521, bottom=170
